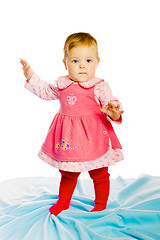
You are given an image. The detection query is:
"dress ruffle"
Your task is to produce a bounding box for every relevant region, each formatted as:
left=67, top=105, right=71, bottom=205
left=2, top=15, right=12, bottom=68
left=38, top=147, right=124, bottom=172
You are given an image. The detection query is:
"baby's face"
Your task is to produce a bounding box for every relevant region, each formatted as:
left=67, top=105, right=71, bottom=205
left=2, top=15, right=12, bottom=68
left=63, top=44, right=100, bottom=83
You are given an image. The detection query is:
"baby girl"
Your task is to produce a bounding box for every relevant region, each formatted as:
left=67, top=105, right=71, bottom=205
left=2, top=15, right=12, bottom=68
left=20, top=32, right=124, bottom=216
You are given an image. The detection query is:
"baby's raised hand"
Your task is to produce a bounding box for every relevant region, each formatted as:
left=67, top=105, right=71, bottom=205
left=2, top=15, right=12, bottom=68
left=20, top=58, right=34, bottom=81
left=100, top=102, right=124, bottom=121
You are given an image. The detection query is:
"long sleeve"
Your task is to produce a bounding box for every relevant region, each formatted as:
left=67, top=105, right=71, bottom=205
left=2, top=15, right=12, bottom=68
left=24, top=73, right=59, bottom=100
left=94, top=81, right=123, bottom=123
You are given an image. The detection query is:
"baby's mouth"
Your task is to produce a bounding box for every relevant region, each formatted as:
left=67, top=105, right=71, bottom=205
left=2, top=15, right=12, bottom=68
left=79, top=72, right=86, bottom=75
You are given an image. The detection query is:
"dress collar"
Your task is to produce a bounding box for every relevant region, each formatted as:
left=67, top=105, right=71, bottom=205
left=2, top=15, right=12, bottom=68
left=57, top=75, right=103, bottom=89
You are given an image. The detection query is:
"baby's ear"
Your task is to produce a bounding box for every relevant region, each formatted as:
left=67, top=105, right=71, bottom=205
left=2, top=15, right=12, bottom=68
left=63, top=59, right=67, bottom=70
left=97, top=58, right=100, bottom=66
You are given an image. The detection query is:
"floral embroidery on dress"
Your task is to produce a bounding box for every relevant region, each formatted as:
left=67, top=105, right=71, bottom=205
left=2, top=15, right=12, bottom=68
left=67, top=95, right=77, bottom=105
left=70, top=140, right=90, bottom=150
left=57, top=140, right=90, bottom=151
left=61, top=140, right=70, bottom=151
left=56, top=143, right=60, bottom=149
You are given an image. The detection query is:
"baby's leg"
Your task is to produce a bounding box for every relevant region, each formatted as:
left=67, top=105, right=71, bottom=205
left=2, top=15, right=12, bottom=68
left=89, top=167, right=110, bottom=212
left=50, top=170, right=80, bottom=216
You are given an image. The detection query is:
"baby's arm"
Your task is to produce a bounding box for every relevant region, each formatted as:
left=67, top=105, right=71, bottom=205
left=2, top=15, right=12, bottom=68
left=24, top=74, right=59, bottom=100
left=95, top=81, right=124, bottom=122
left=20, top=59, right=59, bottom=100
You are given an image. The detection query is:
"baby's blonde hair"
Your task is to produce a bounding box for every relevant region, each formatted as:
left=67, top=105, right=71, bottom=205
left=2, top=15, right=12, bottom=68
left=64, top=32, right=99, bottom=59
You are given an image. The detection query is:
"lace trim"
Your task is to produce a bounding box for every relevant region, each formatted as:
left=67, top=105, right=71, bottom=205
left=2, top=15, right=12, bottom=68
left=38, top=148, right=124, bottom=172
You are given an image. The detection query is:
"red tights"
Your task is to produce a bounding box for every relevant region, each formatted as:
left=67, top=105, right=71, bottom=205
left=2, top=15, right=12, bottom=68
left=50, top=167, right=110, bottom=216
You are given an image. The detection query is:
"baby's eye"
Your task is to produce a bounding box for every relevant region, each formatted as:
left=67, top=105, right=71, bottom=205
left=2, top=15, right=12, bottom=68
left=73, top=60, right=78, bottom=63
left=86, top=59, right=91, bottom=63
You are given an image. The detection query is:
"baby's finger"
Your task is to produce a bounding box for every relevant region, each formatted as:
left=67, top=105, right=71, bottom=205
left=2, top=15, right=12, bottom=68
left=116, top=103, right=120, bottom=110
left=100, top=108, right=107, bottom=113
left=20, top=58, right=29, bottom=67
left=20, top=58, right=25, bottom=65
left=108, top=102, right=116, bottom=108
left=20, top=61, right=26, bottom=67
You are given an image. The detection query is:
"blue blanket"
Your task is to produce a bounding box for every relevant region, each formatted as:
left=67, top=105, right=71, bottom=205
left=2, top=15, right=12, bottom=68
left=0, top=175, right=160, bottom=240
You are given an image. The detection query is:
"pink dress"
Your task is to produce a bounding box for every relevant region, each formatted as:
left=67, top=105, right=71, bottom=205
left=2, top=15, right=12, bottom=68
left=25, top=74, right=124, bottom=172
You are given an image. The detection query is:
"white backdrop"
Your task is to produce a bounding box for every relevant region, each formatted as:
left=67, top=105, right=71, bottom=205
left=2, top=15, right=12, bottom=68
left=0, top=0, right=160, bottom=182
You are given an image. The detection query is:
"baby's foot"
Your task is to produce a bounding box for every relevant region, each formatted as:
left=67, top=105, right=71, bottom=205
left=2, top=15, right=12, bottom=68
left=90, top=204, right=106, bottom=212
left=50, top=200, right=69, bottom=216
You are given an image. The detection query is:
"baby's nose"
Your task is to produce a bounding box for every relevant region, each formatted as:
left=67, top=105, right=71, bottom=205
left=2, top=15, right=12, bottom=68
left=79, top=62, right=85, bottom=68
